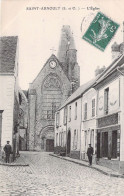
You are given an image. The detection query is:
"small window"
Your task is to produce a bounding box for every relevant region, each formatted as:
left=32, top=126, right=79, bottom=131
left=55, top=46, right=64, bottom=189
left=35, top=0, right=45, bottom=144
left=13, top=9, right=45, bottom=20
left=75, top=102, right=77, bottom=120
left=63, top=107, right=67, bottom=125
left=84, top=103, right=87, bottom=120
left=69, top=106, right=71, bottom=121
left=92, top=99, right=95, bottom=117
left=56, top=112, right=59, bottom=127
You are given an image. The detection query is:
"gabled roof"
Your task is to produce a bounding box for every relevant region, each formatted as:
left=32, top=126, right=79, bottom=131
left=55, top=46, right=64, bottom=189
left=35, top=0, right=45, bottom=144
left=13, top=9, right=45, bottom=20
left=31, top=54, right=70, bottom=84
left=94, top=54, right=124, bottom=86
left=59, top=77, right=98, bottom=110
left=43, top=54, right=64, bottom=70
left=0, top=36, right=18, bottom=73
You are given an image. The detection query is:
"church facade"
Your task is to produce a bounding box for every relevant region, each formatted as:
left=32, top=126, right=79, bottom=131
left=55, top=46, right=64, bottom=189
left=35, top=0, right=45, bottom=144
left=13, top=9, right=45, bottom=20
left=28, top=26, right=80, bottom=151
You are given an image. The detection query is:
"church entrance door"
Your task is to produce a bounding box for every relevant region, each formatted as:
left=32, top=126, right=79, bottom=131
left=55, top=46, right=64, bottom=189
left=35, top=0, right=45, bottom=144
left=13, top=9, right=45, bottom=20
left=46, top=139, right=54, bottom=152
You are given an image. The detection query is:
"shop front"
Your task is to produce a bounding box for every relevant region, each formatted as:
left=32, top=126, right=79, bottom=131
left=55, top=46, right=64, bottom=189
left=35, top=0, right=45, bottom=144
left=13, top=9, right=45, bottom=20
left=97, top=113, right=120, bottom=171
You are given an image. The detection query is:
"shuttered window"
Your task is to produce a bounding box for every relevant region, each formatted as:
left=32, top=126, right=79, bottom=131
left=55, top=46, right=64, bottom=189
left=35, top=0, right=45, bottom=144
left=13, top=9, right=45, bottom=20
left=75, top=102, right=77, bottom=120
left=92, top=99, right=95, bottom=117
left=63, top=107, right=67, bottom=124
left=56, top=112, right=59, bottom=127
left=84, top=103, right=87, bottom=120
left=69, top=106, right=71, bottom=121
left=104, top=88, right=109, bottom=114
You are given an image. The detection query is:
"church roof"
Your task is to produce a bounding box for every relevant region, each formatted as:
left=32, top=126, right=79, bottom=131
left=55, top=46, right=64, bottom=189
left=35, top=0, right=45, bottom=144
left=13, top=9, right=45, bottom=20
left=0, top=36, right=18, bottom=73
left=59, top=77, right=98, bottom=110
left=31, top=54, right=70, bottom=85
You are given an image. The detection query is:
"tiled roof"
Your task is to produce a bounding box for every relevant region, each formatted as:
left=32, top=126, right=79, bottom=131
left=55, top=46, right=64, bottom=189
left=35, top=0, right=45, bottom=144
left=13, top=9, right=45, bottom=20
left=94, top=54, right=124, bottom=86
left=0, top=36, right=18, bottom=73
left=59, top=77, right=98, bottom=110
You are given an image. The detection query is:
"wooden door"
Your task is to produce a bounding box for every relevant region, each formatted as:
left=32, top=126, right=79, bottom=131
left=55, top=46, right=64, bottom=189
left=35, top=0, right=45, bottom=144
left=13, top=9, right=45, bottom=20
left=97, top=132, right=100, bottom=158
left=67, top=131, right=71, bottom=155
left=46, top=139, right=54, bottom=152
left=112, top=131, right=117, bottom=158
left=102, top=132, right=108, bottom=157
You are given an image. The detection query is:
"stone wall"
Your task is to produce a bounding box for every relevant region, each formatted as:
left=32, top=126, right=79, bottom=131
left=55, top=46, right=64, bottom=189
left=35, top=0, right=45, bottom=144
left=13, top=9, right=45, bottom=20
left=28, top=55, right=72, bottom=150
left=28, top=90, right=36, bottom=150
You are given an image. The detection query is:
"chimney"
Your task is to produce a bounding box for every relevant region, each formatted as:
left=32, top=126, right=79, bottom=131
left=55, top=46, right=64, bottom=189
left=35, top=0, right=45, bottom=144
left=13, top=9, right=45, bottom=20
left=95, top=66, right=106, bottom=77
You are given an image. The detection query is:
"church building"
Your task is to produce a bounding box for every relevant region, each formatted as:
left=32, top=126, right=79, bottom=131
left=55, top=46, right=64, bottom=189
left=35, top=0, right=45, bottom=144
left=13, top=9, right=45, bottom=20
left=28, top=25, right=80, bottom=151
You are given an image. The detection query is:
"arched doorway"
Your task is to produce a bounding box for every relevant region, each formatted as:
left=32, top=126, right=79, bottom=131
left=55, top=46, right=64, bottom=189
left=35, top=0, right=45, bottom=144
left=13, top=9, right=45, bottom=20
left=67, top=130, right=71, bottom=155
left=40, top=125, right=54, bottom=152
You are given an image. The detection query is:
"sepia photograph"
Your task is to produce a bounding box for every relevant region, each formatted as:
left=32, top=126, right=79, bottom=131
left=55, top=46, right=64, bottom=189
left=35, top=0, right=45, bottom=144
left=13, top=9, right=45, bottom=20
left=0, top=0, right=124, bottom=195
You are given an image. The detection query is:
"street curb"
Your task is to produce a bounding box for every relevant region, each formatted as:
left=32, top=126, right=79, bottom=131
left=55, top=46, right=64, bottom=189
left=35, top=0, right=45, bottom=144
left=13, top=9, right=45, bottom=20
left=0, top=156, right=29, bottom=166
left=0, top=163, right=29, bottom=166
left=49, top=154, right=124, bottom=179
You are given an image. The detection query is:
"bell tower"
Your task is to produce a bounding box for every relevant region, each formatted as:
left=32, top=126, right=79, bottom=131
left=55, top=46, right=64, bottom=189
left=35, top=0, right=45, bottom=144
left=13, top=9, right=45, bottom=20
left=57, top=25, right=80, bottom=93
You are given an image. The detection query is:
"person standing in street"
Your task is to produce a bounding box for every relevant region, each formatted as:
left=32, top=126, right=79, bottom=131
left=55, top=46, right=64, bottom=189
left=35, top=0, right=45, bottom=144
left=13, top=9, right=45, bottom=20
left=87, top=144, right=93, bottom=166
left=4, top=141, right=12, bottom=163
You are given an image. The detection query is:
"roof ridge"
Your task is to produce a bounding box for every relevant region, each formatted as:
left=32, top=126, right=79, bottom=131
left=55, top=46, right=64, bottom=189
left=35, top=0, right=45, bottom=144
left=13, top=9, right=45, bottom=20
left=30, top=54, right=70, bottom=85
left=58, top=77, right=97, bottom=110
left=0, top=36, right=18, bottom=73
left=94, top=54, right=124, bottom=85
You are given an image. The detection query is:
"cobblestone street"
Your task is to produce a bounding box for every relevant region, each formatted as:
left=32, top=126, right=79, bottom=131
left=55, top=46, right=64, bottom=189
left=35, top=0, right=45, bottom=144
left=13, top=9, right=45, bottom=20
left=0, top=152, right=124, bottom=196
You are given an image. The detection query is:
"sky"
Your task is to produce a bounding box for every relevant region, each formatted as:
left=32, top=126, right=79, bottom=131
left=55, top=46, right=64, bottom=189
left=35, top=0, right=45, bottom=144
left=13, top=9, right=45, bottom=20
left=1, top=0, right=124, bottom=90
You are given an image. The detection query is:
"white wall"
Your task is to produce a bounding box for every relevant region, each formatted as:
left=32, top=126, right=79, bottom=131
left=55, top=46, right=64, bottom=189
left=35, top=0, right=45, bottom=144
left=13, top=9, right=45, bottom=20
left=55, top=108, right=66, bottom=147
left=120, top=75, right=124, bottom=161
left=81, top=88, right=97, bottom=157
left=0, top=75, right=15, bottom=148
left=98, top=78, right=120, bottom=117
left=67, top=98, right=81, bottom=151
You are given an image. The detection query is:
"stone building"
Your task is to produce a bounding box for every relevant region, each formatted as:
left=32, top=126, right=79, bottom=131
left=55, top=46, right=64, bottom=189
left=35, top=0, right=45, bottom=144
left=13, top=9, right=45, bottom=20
left=18, top=89, right=28, bottom=151
left=94, top=54, right=124, bottom=174
left=0, top=36, right=20, bottom=160
left=54, top=39, right=124, bottom=174
left=28, top=25, right=80, bottom=151
left=81, top=85, right=97, bottom=161
left=54, top=78, right=98, bottom=159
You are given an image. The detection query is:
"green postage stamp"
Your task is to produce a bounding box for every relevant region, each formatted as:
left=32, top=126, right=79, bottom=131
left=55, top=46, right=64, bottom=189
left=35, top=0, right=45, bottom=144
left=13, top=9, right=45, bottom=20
left=82, top=12, right=119, bottom=51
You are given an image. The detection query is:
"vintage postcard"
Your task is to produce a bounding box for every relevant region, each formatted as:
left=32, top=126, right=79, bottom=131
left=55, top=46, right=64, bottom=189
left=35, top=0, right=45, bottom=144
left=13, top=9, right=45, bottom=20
left=0, top=0, right=124, bottom=195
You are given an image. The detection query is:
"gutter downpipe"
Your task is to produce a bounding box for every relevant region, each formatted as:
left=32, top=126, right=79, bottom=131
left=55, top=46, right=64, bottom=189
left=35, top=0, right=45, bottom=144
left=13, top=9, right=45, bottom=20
left=117, top=65, right=124, bottom=165
left=66, top=106, right=68, bottom=157
left=80, top=95, right=83, bottom=160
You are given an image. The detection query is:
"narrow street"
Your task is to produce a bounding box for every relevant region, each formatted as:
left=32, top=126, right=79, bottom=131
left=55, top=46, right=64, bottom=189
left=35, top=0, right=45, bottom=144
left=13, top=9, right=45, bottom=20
left=0, top=152, right=124, bottom=196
